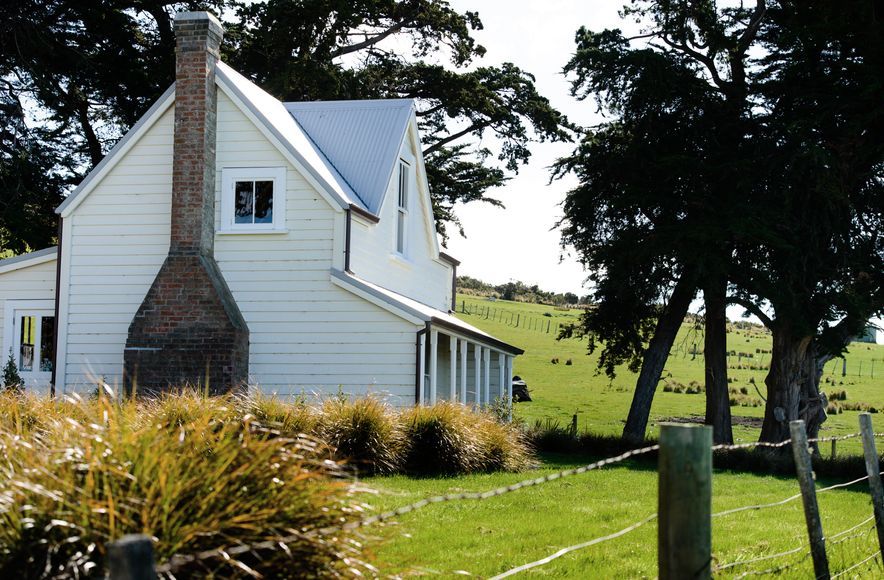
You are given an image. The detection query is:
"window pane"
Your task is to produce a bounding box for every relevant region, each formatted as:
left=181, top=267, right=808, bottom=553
left=234, top=181, right=255, bottom=224
left=19, top=316, right=35, bottom=372
left=398, top=163, right=407, bottom=209
left=397, top=210, right=406, bottom=253
left=40, top=317, right=54, bottom=373
left=254, top=180, right=274, bottom=224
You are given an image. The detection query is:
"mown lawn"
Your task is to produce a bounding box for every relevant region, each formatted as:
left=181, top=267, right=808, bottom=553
left=455, top=294, right=884, bottom=457
left=367, top=454, right=881, bottom=577
left=365, top=295, right=884, bottom=576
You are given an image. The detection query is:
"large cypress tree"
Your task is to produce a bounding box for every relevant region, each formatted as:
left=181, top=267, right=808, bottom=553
left=0, top=0, right=570, bottom=252
left=557, top=0, right=883, bottom=443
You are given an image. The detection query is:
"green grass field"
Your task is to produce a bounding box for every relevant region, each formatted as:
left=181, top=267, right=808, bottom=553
left=365, top=295, right=884, bottom=577
left=455, top=294, right=884, bottom=457
left=368, top=455, right=881, bottom=577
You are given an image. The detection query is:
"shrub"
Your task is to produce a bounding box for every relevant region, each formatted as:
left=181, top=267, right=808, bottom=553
left=248, top=393, right=317, bottom=436
left=398, top=402, right=532, bottom=474
left=477, top=418, right=533, bottom=472
left=399, top=402, right=485, bottom=474
left=1, top=349, right=23, bottom=394
left=317, top=395, right=402, bottom=474
left=0, top=392, right=372, bottom=579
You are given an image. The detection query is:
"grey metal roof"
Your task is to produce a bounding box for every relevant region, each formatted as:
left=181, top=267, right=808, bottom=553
left=331, top=269, right=524, bottom=355
left=0, top=247, right=57, bottom=272
left=216, top=63, right=364, bottom=211
left=285, top=99, right=415, bottom=215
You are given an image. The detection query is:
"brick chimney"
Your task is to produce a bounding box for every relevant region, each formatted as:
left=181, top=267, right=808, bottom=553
left=123, top=11, right=249, bottom=395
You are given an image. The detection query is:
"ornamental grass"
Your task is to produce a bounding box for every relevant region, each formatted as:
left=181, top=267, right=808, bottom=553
left=0, top=391, right=532, bottom=578
left=0, top=392, right=373, bottom=579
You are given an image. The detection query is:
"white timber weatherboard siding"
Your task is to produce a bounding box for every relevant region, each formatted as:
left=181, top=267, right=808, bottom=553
left=214, top=90, right=418, bottom=401
left=61, top=106, right=175, bottom=392
left=0, top=257, right=58, bottom=393
left=348, top=128, right=452, bottom=312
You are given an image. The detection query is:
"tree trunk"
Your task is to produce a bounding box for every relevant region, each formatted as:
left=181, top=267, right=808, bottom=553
left=799, top=347, right=829, bottom=453
left=759, top=324, right=813, bottom=443
left=704, top=277, right=732, bottom=444
left=623, top=273, right=697, bottom=442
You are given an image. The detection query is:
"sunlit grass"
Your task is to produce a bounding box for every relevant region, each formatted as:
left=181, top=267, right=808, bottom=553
left=455, top=293, right=884, bottom=456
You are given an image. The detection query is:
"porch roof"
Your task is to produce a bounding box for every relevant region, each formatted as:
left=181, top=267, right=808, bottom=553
left=330, top=269, right=524, bottom=355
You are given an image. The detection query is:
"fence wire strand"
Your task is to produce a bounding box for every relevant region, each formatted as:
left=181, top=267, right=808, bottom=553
left=716, top=513, right=879, bottom=575
left=488, top=514, right=657, bottom=579
left=157, top=443, right=661, bottom=573
left=832, top=551, right=881, bottom=578
left=154, top=430, right=882, bottom=575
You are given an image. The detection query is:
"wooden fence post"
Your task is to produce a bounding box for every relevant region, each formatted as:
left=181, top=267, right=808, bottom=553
left=658, top=423, right=712, bottom=580
left=859, top=413, right=884, bottom=561
left=789, top=420, right=830, bottom=580
left=107, top=534, right=156, bottom=580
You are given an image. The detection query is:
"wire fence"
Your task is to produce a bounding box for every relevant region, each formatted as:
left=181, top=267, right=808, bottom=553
left=110, top=418, right=884, bottom=579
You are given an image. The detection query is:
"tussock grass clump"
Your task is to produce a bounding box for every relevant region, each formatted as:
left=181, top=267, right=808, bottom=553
left=400, top=402, right=485, bottom=474
left=398, top=402, right=532, bottom=474
left=318, top=396, right=402, bottom=474
left=0, top=392, right=372, bottom=579
left=249, top=393, right=317, bottom=436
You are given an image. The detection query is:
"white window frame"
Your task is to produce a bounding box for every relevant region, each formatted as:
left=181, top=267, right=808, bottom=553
left=395, top=159, right=410, bottom=256
left=2, top=299, right=55, bottom=384
left=220, top=167, right=287, bottom=233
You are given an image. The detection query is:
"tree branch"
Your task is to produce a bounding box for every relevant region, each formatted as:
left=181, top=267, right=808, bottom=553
left=330, top=20, right=410, bottom=58
left=727, top=296, right=774, bottom=328
left=660, top=33, right=729, bottom=92
left=422, top=121, right=490, bottom=156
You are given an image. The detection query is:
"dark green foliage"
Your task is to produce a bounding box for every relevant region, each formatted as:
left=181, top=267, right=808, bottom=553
left=0, top=0, right=570, bottom=248
left=1, top=349, right=22, bottom=393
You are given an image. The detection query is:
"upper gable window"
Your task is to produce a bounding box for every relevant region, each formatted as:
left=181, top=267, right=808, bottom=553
left=220, top=167, right=286, bottom=233
left=395, top=160, right=410, bottom=255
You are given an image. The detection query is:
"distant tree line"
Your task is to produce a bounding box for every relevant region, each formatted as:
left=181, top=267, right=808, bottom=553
left=457, top=276, right=587, bottom=307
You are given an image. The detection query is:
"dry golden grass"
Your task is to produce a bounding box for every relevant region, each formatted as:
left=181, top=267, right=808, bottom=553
left=0, top=392, right=372, bottom=579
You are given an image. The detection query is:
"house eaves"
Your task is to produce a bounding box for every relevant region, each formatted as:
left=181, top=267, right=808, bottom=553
left=330, top=269, right=523, bottom=355
left=0, top=247, right=58, bottom=275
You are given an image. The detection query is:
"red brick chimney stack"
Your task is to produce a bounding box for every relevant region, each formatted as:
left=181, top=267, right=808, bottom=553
left=123, top=12, right=249, bottom=395
left=170, top=11, right=223, bottom=256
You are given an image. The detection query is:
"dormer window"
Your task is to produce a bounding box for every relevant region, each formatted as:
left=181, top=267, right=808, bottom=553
left=396, top=160, right=410, bottom=255
left=220, top=167, right=286, bottom=232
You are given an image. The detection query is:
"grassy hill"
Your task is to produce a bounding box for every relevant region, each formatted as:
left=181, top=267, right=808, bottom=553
left=455, top=294, right=884, bottom=456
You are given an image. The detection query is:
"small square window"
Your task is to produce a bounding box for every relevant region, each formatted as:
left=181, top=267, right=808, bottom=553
left=221, top=168, right=286, bottom=232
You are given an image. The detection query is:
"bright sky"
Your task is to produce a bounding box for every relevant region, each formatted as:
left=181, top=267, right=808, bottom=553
left=443, top=0, right=629, bottom=295
left=440, top=2, right=884, bottom=341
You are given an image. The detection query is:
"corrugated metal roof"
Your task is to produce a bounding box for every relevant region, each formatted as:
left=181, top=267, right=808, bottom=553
left=285, top=100, right=415, bottom=215
left=330, top=269, right=524, bottom=355
left=0, top=247, right=57, bottom=273
left=216, top=63, right=364, bottom=211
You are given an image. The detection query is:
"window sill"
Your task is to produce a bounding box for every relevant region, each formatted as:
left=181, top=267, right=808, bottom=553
left=390, top=253, right=413, bottom=269
left=217, top=229, right=288, bottom=236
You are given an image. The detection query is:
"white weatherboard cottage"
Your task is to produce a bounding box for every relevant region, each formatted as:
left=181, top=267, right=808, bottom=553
left=0, top=12, right=521, bottom=406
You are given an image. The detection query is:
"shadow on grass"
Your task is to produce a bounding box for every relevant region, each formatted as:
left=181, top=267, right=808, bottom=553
left=529, top=425, right=872, bottom=490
